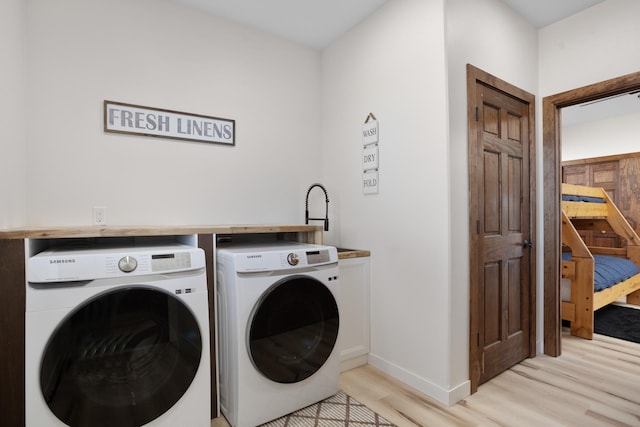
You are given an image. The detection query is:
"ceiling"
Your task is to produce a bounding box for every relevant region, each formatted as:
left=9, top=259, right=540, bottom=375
left=500, top=0, right=605, bottom=28
left=175, top=0, right=606, bottom=50
left=562, top=90, right=640, bottom=127
left=175, top=0, right=387, bottom=49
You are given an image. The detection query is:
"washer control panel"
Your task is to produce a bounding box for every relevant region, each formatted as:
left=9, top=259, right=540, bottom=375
left=27, top=244, right=204, bottom=283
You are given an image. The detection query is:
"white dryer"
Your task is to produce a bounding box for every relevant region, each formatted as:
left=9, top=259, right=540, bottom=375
left=25, top=242, right=211, bottom=427
left=216, top=241, right=340, bottom=427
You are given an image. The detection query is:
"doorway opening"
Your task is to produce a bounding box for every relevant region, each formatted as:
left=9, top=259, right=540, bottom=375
left=542, top=71, right=640, bottom=356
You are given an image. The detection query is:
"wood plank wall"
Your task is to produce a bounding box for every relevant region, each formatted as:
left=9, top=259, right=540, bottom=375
left=562, top=152, right=640, bottom=244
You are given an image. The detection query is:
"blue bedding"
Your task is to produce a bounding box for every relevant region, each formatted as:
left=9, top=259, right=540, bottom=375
left=562, top=194, right=605, bottom=203
left=562, top=253, right=640, bottom=291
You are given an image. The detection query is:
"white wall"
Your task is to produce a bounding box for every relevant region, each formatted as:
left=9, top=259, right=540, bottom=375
left=321, top=0, right=456, bottom=403
left=539, top=0, right=640, bottom=98
left=0, top=0, right=27, bottom=228
left=562, top=112, right=640, bottom=161
left=445, top=0, right=538, bottom=384
left=23, top=0, right=322, bottom=226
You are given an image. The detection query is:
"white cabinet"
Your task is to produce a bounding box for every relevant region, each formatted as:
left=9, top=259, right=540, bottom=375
left=338, top=256, right=370, bottom=372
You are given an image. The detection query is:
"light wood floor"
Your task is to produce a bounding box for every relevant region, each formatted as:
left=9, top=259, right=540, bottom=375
left=212, top=332, right=640, bottom=427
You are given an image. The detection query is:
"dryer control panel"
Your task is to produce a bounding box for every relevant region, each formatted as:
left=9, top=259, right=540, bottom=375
left=217, top=242, right=338, bottom=273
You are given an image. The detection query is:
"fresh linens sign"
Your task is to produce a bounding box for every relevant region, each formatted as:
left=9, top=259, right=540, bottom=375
left=104, top=100, right=235, bottom=145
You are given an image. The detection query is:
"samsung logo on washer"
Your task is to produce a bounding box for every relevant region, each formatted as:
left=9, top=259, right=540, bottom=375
left=49, top=259, right=76, bottom=264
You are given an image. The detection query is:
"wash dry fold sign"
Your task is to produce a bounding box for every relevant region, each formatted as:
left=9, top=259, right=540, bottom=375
left=104, top=100, right=235, bottom=145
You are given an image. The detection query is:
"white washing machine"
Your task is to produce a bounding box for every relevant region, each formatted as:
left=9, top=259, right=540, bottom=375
left=216, top=241, right=340, bottom=427
left=25, top=241, right=211, bottom=427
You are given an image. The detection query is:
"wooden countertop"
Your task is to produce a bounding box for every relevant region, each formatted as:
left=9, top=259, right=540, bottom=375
left=0, top=224, right=370, bottom=258
left=0, top=224, right=322, bottom=239
left=337, top=249, right=371, bottom=259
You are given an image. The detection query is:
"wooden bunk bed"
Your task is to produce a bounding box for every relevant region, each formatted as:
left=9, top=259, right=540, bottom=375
left=561, top=183, right=640, bottom=339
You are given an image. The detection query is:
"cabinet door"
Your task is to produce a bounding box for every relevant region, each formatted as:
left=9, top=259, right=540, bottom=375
left=338, top=257, right=370, bottom=372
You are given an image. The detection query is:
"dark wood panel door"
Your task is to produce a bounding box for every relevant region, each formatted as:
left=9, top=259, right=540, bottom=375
left=468, top=65, right=536, bottom=392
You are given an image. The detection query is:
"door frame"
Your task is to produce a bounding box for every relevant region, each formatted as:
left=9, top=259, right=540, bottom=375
left=467, top=64, right=537, bottom=393
left=542, top=70, right=640, bottom=356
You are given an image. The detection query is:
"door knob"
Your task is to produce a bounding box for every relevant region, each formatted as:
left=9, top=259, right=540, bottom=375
left=523, top=240, right=533, bottom=248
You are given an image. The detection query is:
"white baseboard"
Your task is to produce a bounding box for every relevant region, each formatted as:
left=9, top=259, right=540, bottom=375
left=340, top=354, right=368, bottom=373
left=367, top=353, right=470, bottom=406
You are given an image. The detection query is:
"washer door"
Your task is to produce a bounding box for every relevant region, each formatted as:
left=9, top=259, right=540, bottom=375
left=248, top=276, right=339, bottom=383
left=40, top=287, right=202, bottom=427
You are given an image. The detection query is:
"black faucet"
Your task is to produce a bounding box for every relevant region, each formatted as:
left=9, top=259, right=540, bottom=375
left=305, top=183, right=329, bottom=231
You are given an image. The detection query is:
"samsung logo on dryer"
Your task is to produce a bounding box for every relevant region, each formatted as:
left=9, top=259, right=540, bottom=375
left=246, top=255, right=262, bottom=259
left=49, top=258, right=76, bottom=264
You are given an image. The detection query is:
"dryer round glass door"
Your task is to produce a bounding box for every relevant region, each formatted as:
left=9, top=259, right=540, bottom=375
left=39, top=287, right=202, bottom=427
left=248, top=276, right=339, bottom=383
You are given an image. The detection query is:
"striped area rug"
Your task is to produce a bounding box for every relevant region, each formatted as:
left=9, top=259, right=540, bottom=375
left=260, top=391, right=396, bottom=427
